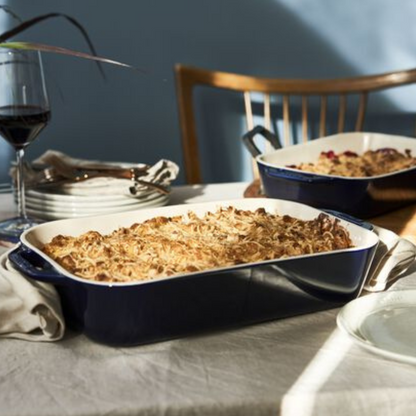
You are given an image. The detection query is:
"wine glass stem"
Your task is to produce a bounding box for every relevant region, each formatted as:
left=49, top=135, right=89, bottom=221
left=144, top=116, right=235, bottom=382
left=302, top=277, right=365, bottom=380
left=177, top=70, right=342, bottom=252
left=15, top=148, right=27, bottom=220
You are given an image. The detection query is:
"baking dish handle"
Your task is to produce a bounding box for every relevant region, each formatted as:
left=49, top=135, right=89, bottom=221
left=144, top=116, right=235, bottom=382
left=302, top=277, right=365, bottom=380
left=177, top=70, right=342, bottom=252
left=323, top=209, right=374, bottom=231
left=242, top=125, right=282, bottom=157
left=263, top=166, right=333, bottom=183
left=8, top=245, right=67, bottom=284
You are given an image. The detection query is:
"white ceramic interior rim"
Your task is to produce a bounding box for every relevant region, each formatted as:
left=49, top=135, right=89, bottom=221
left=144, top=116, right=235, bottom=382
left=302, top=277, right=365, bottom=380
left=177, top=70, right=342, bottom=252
left=258, top=132, right=416, bottom=180
left=337, top=290, right=416, bottom=364
left=20, top=198, right=379, bottom=288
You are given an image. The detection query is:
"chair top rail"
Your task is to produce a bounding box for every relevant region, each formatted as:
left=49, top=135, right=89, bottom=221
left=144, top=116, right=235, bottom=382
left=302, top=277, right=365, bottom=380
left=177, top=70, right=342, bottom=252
left=175, top=64, right=416, bottom=95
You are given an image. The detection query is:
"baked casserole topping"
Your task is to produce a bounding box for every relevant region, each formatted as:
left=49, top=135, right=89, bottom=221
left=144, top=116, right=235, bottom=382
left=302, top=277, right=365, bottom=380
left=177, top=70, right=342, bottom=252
left=289, top=148, right=416, bottom=177
left=41, top=207, right=354, bottom=283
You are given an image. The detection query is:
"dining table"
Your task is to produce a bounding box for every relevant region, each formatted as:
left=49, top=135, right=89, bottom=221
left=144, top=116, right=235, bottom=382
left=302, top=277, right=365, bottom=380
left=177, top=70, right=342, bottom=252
left=1, top=181, right=416, bottom=416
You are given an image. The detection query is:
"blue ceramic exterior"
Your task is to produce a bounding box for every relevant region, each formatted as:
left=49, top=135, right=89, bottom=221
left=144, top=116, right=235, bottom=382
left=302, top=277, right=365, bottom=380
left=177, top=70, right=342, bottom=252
left=258, top=164, right=416, bottom=218
left=9, top=242, right=377, bottom=346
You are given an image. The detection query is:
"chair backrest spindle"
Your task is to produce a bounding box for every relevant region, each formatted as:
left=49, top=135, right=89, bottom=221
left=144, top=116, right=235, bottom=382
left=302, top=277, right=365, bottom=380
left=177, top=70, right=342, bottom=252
left=263, top=93, right=273, bottom=153
left=243, top=91, right=254, bottom=131
left=319, top=95, right=327, bottom=137
left=355, top=92, right=368, bottom=131
left=243, top=91, right=259, bottom=178
left=301, top=95, right=308, bottom=143
left=264, top=93, right=271, bottom=130
left=338, top=94, right=347, bottom=133
left=283, top=95, right=291, bottom=146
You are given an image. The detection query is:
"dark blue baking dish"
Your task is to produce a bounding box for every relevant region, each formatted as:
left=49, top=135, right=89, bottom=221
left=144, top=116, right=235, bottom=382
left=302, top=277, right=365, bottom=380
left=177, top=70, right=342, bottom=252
left=11, top=199, right=379, bottom=346
left=243, top=127, right=416, bottom=218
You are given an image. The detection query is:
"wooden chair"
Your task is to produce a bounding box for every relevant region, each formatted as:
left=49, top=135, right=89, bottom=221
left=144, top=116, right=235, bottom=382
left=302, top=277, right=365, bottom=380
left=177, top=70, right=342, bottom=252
left=175, top=64, right=416, bottom=185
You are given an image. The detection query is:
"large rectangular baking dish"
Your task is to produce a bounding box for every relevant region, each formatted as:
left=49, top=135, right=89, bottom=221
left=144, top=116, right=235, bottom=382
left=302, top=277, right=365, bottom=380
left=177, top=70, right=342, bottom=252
left=252, top=131, right=416, bottom=218
left=10, top=198, right=379, bottom=346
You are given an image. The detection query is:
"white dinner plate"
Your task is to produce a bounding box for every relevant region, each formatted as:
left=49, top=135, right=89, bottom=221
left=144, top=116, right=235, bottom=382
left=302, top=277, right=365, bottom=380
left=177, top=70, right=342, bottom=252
left=27, top=194, right=169, bottom=220
left=25, top=196, right=142, bottom=210
left=337, top=290, right=416, bottom=364
left=25, top=189, right=162, bottom=209
left=26, top=188, right=156, bottom=203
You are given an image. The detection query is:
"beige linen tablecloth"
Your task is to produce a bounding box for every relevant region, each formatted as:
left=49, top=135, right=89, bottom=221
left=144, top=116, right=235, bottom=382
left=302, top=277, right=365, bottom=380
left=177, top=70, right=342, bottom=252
left=1, top=259, right=416, bottom=416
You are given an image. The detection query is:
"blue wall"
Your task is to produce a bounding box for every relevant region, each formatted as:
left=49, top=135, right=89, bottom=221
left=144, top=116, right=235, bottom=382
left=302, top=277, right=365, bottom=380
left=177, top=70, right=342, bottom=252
left=1, top=0, right=415, bottom=184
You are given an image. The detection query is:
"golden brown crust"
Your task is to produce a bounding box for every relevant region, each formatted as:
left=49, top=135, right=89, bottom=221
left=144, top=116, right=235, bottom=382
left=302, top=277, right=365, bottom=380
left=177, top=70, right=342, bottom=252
left=42, top=207, right=353, bottom=283
left=291, top=148, right=416, bottom=177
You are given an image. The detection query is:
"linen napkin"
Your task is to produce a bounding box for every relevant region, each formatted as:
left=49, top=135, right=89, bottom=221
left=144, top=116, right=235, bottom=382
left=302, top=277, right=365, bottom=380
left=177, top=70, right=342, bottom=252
left=364, top=225, right=416, bottom=292
left=0, top=248, right=64, bottom=342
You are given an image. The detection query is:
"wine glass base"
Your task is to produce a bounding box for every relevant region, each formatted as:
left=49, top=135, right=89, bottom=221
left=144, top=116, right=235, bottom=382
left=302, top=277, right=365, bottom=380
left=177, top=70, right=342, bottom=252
left=0, top=217, right=41, bottom=243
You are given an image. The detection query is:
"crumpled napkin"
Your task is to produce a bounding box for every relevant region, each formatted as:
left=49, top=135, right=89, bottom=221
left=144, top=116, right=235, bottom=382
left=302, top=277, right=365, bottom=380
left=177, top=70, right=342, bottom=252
left=364, top=225, right=416, bottom=292
left=18, top=150, right=180, bottom=196
left=0, top=249, right=64, bottom=342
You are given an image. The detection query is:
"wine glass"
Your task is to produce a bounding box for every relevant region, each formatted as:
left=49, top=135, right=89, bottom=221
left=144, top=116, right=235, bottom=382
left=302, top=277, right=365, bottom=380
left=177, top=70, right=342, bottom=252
left=0, top=49, right=50, bottom=242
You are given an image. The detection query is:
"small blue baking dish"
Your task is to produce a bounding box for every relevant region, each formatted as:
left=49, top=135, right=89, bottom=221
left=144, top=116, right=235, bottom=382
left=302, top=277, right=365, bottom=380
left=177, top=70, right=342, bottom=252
left=243, top=128, right=416, bottom=218
left=10, top=198, right=379, bottom=346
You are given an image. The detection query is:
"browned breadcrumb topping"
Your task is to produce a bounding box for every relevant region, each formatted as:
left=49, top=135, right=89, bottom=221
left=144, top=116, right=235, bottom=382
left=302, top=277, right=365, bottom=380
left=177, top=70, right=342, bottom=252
left=289, top=148, right=416, bottom=177
left=41, top=207, right=353, bottom=283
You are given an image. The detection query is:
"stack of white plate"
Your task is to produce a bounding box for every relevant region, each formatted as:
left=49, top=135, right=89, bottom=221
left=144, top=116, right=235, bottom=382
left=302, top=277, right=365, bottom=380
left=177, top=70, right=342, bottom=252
left=25, top=177, right=169, bottom=220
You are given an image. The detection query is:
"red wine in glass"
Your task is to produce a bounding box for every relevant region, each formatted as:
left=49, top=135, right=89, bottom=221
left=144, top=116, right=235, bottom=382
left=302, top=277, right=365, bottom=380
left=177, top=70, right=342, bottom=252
left=0, top=105, right=50, bottom=150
